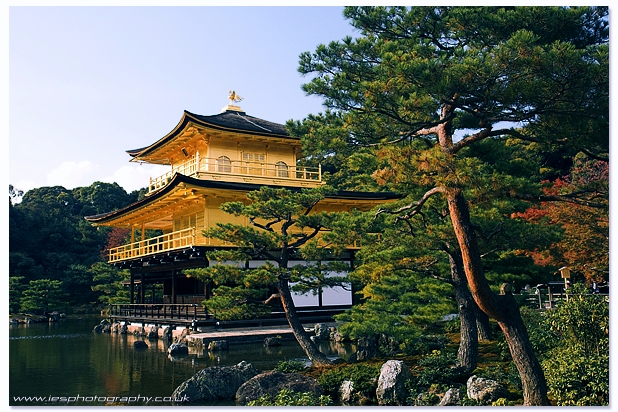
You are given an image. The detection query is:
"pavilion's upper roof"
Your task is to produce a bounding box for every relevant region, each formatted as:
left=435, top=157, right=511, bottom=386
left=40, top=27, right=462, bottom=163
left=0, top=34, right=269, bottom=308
left=126, top=108, right=293, bottom=161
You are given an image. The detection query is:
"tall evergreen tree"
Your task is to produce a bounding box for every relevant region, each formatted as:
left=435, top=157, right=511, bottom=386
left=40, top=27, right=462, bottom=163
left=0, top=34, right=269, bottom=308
left=293, top=6, right=608, bottom=405
left=186, top=186, right=351, bottom=367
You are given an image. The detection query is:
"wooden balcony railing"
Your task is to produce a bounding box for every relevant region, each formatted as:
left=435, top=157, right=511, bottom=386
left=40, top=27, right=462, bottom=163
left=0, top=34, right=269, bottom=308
left=107, top=227, right=377, bottom=263
left=148, top=156, right=322, bottom=193
left=107, top=228, right=197, bottom=263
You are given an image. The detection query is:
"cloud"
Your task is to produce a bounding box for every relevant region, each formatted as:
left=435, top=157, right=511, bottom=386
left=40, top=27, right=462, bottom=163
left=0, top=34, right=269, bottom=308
left=103, top=164, right=168, bottom=193
left=46, top=160, right=99, bottom=189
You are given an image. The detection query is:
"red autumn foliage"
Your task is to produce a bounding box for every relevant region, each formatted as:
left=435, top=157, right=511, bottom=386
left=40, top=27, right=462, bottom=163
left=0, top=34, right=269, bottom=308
left=512, top=159, right=608, bottom=283
left=100, top=227, right=130, bottom=261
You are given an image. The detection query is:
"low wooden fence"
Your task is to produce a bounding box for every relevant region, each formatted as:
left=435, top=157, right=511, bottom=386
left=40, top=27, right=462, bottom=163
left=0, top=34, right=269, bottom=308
left=109, top=303, right=210, bottom=323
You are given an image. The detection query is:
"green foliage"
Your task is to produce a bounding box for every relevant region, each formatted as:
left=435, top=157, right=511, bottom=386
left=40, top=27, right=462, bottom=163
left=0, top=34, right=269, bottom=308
left=442, top=317, right=461, bottom=334
left=492, top=398, right=515, bottom=406
left=518, top=285, right=609, bottom=405
left=409, top=390, right=440, bottom=406
left=246, top=388, right=332, bottom=406
left=546, top=284, right=608, bottom=356
left=295, top=9, right=608, bottom=405
left=273, top=360, right=307, bottom=373
left=517, top=306, right=558, bottom=359
left=412, top=350, right=462, bottom=388
left=9, top=182, right=141, bottom=310
left=540, top=285, right=609, bottom=405
left=335, top=269, right=453, bottom=346
left=334, top=208, right=456, bottom=345
left=476, top=362, right=522, bottom=392
left=20, top=279, right=69, bottom=315
left=72, top=181, right=134, bottom=216
left=542, top=346, right=608, bottom=406
left=407, top=335, right=450, bottom=356
left=459, top=388, right=483, bottom=406
left=317, top=363, right=382, bottom=401
left=90, top=262, right=131, bottom=305
left=9, top=276, right=26, bottom=314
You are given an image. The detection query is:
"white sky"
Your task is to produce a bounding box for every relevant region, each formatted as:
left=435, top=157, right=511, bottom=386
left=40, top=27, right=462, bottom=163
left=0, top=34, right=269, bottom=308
left=8, top=6, right=359, bottom=195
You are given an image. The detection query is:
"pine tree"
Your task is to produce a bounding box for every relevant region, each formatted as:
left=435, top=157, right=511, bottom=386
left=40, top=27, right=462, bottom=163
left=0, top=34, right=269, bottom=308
left=293, top=6, right=608, bottom=404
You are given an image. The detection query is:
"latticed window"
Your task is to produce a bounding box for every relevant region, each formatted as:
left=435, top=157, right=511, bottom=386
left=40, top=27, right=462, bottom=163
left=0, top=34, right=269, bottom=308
left=242, top=152, right=266, bottom=163
left=216, top=156, right=231, bottom=173
left=276, top=161, right=289, bottom=177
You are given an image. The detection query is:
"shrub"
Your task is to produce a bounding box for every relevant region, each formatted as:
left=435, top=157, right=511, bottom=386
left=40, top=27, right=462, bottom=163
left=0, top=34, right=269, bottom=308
left=405, top=382, right=448, bottom=406
left=413, top=350, right=462, bottom=388
left=403, top=334, right=449, bottom=355
left=542, top=346, right=608, bottom=406
left=521, top=285, right=609, bottom=405
left=519, top=305, right=558, bottom=359
left=317, top=363, right=382, bottom=401
left=443, top=317, right=461, bottom=334
left=492, top=397, right=515, bottom=406
left=412, top=391, right=440, bottom=406
left=274, top=360, right=307, bottom=373
left=476, top=362, right=522, bottom=391
left=246, top=388, right=332, bottom=406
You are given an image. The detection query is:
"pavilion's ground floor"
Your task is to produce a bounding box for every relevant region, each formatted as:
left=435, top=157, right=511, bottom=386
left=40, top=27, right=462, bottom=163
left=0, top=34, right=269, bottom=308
left=110, top=246, right=354, bottom=328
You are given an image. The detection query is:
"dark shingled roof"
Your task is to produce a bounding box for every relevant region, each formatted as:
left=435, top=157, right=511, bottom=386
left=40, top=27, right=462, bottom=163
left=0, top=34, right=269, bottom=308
left=127, top=109, right=292, bottom=158
left=189, top=110, right=289, bottom=136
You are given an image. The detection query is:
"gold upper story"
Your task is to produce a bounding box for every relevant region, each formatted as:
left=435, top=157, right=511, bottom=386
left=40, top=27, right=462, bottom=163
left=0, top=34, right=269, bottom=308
left=128, top=106, right=323, bottom=194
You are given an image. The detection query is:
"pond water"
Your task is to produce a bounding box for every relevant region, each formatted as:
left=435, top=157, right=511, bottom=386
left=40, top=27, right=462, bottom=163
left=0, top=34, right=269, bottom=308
left=9, top=315, right=355, bottom=406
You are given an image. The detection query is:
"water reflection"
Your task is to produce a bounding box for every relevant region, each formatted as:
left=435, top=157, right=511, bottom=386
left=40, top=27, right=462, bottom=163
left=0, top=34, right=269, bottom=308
left=9, top=316, right=354, bottom=406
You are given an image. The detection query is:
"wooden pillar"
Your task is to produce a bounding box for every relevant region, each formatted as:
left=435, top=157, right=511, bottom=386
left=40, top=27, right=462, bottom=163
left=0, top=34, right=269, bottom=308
left=172, top=269, right=176, bottom=304
left=140, top=272, right=145, bottom=304
left=130, top=271, right=135, bottom=304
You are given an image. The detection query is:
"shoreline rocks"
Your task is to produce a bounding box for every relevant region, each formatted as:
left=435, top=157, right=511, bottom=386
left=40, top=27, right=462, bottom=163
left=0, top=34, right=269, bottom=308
left=172, top=361, right=260, bottom=404
left=168, top=342, right=189, bottom=355
left=235, top=370, right=322, bottom=405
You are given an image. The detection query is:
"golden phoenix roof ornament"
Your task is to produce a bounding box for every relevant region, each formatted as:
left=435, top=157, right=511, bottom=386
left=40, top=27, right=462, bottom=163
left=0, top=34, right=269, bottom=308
left=228, top=90, right=243, bottom=104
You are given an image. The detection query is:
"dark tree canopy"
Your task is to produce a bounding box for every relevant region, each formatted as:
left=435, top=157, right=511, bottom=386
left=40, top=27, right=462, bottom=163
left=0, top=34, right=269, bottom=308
left=9, top=182, right=141, bottom=311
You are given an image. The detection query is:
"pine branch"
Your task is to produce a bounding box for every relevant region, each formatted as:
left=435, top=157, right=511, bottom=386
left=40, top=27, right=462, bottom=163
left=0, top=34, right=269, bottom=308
left=376, top=187, right=445, bottom=221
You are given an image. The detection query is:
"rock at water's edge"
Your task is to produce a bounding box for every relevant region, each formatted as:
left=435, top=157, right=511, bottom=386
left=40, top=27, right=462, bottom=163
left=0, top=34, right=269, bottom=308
left=172, top=361, right=260, bottom=403
left=235, top=370, right=322, bottom=405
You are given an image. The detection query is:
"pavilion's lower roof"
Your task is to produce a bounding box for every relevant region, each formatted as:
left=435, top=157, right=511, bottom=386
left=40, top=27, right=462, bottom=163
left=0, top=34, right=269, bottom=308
left=84, top=173, right=401, bottom=226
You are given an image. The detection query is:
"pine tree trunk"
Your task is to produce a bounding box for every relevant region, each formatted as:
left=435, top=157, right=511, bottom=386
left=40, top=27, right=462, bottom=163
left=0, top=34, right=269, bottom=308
left=446, top=187, right=550, bottom=406
left=449, top=252, right=478, bottom=374
left=496, top=293, right=549, bottom=406
left=277, top=277, right=333, bottom=367
left=475, top=307, right=492, bottom=341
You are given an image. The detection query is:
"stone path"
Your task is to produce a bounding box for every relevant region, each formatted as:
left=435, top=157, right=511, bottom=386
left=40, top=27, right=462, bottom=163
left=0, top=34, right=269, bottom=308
left=186, top=323, right=334, bottom=345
